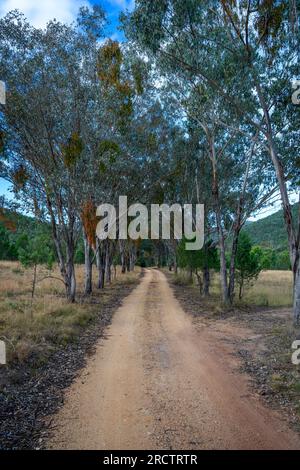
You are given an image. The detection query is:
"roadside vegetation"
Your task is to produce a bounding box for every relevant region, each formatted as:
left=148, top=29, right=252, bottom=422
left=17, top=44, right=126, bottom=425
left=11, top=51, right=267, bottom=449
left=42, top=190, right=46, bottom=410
left=0, top=1, right=299, bottom=321
left=0, top=261, right=140, bottom=366
left=173, top=268, right=293, bottom=309
left=0, top=0, right=299, bottom=451
left=243, top=271, right=293, bottom=307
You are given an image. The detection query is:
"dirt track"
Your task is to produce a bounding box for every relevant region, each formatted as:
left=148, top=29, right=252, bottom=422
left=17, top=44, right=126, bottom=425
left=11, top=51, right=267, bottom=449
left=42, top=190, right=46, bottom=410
left=47, top=269, right=300, bottom=450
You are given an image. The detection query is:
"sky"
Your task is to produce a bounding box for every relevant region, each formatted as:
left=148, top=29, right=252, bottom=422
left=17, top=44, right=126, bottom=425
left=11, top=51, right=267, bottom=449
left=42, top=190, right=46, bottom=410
left=0, top=0, right=135, bottom=39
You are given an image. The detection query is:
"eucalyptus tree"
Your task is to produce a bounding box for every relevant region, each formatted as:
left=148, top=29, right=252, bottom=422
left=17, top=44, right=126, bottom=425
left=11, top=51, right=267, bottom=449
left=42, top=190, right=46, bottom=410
left=216, top=0, right=300, bottom=317
left=0, top=7, right=107, bottom=302
left=183, top=99, right=271, bottom=303
left=123, top=1, right=299, bottom=316
left=96, top=41, right=194, bottom=276
left=123, top=14, right=270, bottom=304
left=92, top=40, right=152, bottom=281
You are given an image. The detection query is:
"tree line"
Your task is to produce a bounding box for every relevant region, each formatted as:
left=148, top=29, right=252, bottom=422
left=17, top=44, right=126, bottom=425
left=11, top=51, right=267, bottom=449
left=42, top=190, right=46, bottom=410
left=0, top=2, right=299, bottom=320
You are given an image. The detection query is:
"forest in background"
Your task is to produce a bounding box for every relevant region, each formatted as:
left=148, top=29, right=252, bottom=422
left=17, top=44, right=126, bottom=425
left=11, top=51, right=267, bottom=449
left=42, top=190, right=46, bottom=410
left=0, top=203, right=298, bottom=272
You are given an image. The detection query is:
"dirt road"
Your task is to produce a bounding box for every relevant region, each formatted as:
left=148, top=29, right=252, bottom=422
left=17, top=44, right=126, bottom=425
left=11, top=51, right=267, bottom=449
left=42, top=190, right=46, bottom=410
left=47, top=269, right=300, bottom=450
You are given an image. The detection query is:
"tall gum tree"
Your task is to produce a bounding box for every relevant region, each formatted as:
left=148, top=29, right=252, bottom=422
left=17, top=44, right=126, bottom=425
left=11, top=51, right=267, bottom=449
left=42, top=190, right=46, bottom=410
left=123, top=0, right=300, bottom=320
left=0, top=7, right=107, bottom=302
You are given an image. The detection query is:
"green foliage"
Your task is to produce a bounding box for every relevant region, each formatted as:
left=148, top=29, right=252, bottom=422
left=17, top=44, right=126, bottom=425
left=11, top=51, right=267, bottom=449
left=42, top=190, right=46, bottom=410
left=119, top=100, right=133, bottom=121
left=0, top=130, right=5, bottom=154
left=136, top=239, right=156, bottom=267
left=146, top=133, right=157, bottom=152
left=12, top=165, right=29, bottom=190
left=97, top=39, right=123, bottom=85
left=62, top=132, right=84, bottom=169
left=98, top=140, right=121, bottom=164
left=0, top=210, right=56, bottom=264
left=276, top=250, right=291, bottom=270
left=131, top=60, right=147, bottom=95
left=258, top=247, right=291, bottom=271
left=75, top=240, right=85, bottom=264
left=177, top=238, right=219, bottom=272
left=255, top=0, right=285, bottom=49
left=17, top=233, right=54, bottom=270
left=241, top=204, right=297, bottom=270
left=99, top=161, right=107, bottom=174
left=77, top=5, right=106, bottom=40
left=244, top=203, right=298, bottom=250
left=235, top=232, right=262, bottom=299
left=0, top=225, right=17, bottom=260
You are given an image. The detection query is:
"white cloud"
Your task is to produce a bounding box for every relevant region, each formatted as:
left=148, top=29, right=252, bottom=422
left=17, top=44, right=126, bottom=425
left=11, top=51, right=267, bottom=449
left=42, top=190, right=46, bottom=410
left=107, top=0, right=135, bottom=12
left=0, top=0, right=91, bottom=29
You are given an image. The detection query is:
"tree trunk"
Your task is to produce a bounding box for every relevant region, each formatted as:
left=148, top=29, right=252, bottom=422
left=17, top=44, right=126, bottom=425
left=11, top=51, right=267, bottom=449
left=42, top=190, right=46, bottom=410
left=239, top=279, right=243, bottom=300
left=228, top=225, right=241, bottom=303
left=105, top=243, right=111, bottom=284
left=227, top=143, right=253, bottom=303
left=83, top=230, right=92, bottom=295
left=218, top=236, right=228, bottom=304
left=120, top=241, right=126, bottom=274
left=100, top=266, right=105, bottom=289
left=212, top=175, right=229, bottom=304
left=30, top=263, right=37, bottom=317
left=129, top=245, right=136, bottom=271
left=121, top=254, right=126, bottom=273
left=268, top=140, right=300, bottom=324
left=174, top=257, right=178, bottom=274
left=207, top=131, right=229, bottom=305
left=293, top=255, right=300, bottom=324
left=96, top=238, right=105, bottom=289
left=66, top=260, right=76, bottom=302
left=171, top=240, right=178, bottom=274
left=203, top=265, right=210, bottom=297
left=47, top=197, right=68, bottom=288
left=196, top=270, right=203, bottom=295
left=255, top=80, right=300, bottom=322
left=126, top=255, right=130, bottom=272
left=46, top=196, right=76, bottom=302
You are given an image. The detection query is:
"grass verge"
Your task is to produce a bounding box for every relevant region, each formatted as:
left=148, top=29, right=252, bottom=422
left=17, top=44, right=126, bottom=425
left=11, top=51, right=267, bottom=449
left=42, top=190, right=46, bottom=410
left=0, top=262, right=142, bottom=449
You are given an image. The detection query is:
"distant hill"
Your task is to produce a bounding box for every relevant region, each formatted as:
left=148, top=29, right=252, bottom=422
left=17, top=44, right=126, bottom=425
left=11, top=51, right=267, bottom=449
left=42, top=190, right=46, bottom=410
left=0, top=208, right=85, bottom=263
left=0, top=207, right=38, bottom=235
left=0, top=208, right=52, bottom=261
left=244, top=203, right=298, bottom=250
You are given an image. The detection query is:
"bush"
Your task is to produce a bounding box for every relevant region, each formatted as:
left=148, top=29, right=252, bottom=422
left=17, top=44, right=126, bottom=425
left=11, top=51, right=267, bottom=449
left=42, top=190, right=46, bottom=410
left=236, top=232, right=262, bottom=299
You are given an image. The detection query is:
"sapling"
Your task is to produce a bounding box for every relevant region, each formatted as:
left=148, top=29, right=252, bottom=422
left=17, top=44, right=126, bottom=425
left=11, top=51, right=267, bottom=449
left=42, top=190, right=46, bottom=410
left=17, top=233, right=54, bottom=316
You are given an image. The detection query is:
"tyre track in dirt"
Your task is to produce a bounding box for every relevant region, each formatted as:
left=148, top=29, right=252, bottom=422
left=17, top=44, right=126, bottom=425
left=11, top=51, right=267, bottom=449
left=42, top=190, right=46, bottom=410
left=47, top=269, right=300, bottom=450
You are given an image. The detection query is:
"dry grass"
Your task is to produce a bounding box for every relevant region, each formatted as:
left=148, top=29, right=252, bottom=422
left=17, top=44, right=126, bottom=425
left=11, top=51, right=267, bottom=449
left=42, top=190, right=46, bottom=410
left=172, top=268, right=293, bottom=308
left=0, top=261, right=141, bottom=365
left=243, top=270, right=293, bottom=307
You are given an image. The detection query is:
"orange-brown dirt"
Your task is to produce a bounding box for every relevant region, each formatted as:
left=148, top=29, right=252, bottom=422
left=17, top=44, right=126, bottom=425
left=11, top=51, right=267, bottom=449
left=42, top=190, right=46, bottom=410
left=47, top=269, right=300, bottom=450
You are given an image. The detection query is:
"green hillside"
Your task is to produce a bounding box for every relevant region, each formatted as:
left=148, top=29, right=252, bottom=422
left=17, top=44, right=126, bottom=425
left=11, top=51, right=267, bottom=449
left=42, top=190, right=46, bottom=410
left=0, top=208, right=85, bottom=263
left=0, top=208, right=54, bottom=261
left=244, top=203, right=298, bottom=250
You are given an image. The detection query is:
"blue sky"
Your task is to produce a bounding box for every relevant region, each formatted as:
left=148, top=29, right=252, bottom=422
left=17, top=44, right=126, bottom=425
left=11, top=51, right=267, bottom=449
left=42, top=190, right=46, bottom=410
left=99, top=0, right=135, bottom=40
left=0, top=1, right=134, bottom=34
left=0, top=0, right=134, bottom=200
